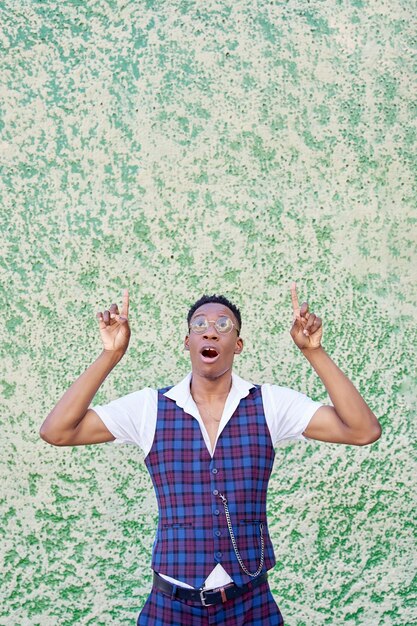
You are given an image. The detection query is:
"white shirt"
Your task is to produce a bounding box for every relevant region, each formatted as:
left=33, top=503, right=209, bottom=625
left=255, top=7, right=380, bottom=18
left=92, top=372, right=322, bottom=590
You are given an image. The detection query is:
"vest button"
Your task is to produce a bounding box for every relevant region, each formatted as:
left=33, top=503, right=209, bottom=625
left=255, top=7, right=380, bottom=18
left=215, top=530, right=221, bottom=537
left=212, top=489, right=219, bottom=496
left=213, top=509, right=220, bottom=516
left=215, top=551, right=223, bottom=560
left=212, top=468, right=218, bottom=474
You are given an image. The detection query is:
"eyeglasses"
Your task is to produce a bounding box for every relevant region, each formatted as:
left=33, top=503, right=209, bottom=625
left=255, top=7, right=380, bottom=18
left=189, top=315, right=239, bottom=335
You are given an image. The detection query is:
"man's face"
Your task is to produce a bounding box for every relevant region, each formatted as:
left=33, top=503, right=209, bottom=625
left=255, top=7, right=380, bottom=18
left=184, top=302, right=244, bottom=380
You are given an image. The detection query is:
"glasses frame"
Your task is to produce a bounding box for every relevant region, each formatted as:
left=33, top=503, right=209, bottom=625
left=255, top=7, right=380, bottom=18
left=189, top=315, right=240, bottom=335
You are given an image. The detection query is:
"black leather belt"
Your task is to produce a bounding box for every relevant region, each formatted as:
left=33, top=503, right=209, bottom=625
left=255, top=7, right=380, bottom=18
left=152, top=571, right=268, bottom=606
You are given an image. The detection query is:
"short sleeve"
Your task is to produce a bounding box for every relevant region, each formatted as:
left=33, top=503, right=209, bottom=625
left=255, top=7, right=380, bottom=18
left=261, top=383, right=323, bottom=445
left=91, top=387, right=157, bottom=455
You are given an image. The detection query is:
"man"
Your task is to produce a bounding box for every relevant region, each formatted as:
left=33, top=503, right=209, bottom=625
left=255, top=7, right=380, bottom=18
left=40, top=285, right=381, bottom=625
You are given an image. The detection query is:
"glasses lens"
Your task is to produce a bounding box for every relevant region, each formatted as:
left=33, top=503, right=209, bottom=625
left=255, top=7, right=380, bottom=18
left=190, top=315, right=208, bottom=334
left=215, top=316, right=234, bottom=333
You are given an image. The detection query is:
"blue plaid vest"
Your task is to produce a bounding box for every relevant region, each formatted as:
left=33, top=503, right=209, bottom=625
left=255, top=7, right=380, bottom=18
left=144, top=385, right=276, bottom=588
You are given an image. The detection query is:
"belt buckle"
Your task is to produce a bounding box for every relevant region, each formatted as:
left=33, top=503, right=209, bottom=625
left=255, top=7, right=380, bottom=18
left=199, top=588, right=213, bottom=607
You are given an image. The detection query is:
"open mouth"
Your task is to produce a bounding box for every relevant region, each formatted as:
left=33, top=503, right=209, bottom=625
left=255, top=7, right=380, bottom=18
left=200, top=347, right=220, bottom=362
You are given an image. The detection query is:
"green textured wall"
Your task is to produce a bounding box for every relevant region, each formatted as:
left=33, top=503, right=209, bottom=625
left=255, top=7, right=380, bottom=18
left=1, top=1, right=416, bottom=624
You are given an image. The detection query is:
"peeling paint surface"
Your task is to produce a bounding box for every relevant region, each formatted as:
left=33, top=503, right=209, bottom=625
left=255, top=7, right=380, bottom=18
left=1, top=1, right=416, bottom=624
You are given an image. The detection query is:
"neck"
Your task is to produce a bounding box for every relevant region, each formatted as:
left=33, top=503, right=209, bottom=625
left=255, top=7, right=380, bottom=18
left=190, top=369, right=233, bottom=403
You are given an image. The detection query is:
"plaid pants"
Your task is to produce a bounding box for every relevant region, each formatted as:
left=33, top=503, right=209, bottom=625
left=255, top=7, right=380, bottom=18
left=136, top=579, right=284, bottom=625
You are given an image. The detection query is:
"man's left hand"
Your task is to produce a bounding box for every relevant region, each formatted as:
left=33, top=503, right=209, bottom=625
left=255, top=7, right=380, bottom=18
left=290, top=282, right=323, bottom=350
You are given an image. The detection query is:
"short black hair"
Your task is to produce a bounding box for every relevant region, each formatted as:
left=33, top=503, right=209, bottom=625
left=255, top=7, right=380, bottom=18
left=187, top=294, right=241, bottom=334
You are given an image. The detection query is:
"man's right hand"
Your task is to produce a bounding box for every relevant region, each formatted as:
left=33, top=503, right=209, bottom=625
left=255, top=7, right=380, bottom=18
left=97, top=289, right=131, bottom=355
left=39, top=290, right=131, bottom=446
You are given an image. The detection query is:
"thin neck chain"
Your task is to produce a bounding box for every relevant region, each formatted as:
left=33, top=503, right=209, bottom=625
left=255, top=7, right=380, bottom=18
left=194, top=400, right=222, bottom=422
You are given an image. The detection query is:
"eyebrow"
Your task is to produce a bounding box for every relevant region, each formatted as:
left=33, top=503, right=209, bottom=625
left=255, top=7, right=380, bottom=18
left=191, top=313, right=231, bottom=320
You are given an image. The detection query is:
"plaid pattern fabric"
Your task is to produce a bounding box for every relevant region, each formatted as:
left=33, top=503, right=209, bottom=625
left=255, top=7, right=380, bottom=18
left=137, top=579, right=284, bottom=625
left=144, top=386, right=276, bottom=588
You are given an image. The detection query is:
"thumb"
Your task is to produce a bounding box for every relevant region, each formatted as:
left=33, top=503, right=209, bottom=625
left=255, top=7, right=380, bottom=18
left=110, top=314, right=129, bottom=323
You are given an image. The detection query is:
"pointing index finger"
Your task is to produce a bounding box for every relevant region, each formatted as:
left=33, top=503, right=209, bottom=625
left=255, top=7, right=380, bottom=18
left=290, top=282, right=300, bottom=319
left=121, top=289, right=129, bottom=318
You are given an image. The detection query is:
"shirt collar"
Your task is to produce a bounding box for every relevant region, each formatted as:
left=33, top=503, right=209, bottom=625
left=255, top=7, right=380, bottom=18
left=164, top=371, right=255, bottom=409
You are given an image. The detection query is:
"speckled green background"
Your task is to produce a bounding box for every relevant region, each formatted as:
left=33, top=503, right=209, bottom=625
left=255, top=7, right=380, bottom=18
left=1, top=1, right=416, bottom=624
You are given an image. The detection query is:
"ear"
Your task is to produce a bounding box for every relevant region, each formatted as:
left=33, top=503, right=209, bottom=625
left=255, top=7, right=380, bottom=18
left=184, top=335, right=190, bottom=350
left=234, top=337, right=244, bottom=354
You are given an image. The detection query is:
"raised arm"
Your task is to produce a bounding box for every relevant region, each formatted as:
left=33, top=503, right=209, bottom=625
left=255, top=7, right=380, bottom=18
left=39, top=290, right=131, bottom=446
left=289, top=283, right=382, bottom=446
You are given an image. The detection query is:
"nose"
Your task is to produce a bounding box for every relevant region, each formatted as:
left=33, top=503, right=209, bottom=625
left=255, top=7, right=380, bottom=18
left=203, top=321, right=219, bottom=338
